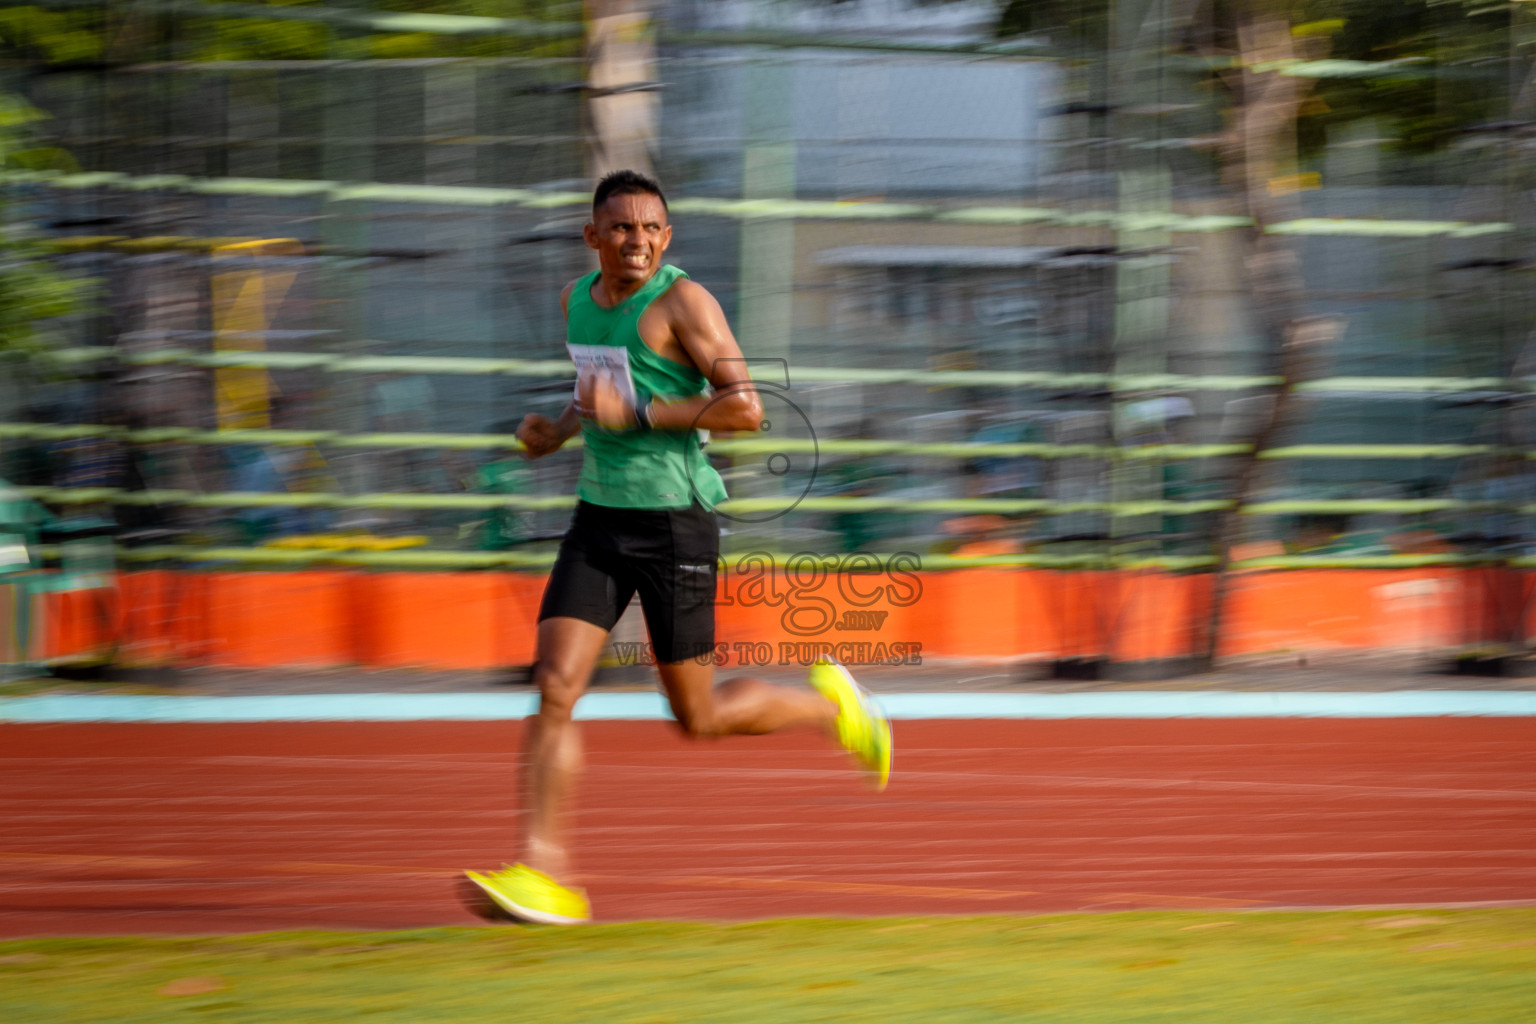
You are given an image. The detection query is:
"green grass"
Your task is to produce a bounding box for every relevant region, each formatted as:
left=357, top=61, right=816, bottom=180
left=2, top=910, right=1534, bottom=1023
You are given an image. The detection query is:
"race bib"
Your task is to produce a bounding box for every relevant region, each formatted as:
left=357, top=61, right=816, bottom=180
left=567, top=343, right=637, bottom=408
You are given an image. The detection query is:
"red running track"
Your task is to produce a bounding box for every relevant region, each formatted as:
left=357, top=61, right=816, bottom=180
left=2, top=718, right=1535, bottom=936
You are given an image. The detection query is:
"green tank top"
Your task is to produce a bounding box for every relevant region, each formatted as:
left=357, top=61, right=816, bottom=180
left=565, top=264, right=729, bottom=510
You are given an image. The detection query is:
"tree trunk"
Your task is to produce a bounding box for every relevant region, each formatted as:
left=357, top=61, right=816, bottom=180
left=585, top=0, right=659, bottom=180
left=1203, top=5, right=1341, bottom=665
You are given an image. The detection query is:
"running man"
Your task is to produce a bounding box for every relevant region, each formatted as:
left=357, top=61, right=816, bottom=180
left=466, top=170, right=891, bottom=925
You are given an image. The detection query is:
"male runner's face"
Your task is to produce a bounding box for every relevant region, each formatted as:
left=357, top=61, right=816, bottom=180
left=586, top=191, right=672, bottom=287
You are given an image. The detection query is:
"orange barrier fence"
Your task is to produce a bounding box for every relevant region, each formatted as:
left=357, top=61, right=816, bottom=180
left=20, top=567, right=1483, bottom=672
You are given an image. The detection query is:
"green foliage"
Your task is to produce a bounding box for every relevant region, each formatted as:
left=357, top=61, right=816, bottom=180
left=996, top=0, right=1526, bottom=157
left=0, top=2, right=585, bottom=64
left=0, top=236, right=82, bottom=357
left=0, top=5, right=105, bottom=64
left=181, top=1, right=583, bottom=62
left=186, top=15, right=331, bottom=61
left=1290, top=0, right=1519, bottom=157
left=0, top=93, right=87, bottom=358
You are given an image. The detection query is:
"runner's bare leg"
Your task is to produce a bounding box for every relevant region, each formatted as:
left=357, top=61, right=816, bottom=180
left=524, top=622, right=839, bottom=880
left=521, top=616, right=609, bottom=881
left=656, top=659, right=837, bottom=737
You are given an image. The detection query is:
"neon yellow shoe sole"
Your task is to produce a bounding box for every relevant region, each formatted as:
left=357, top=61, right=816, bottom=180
left=465, top=863, right=591, bottom=925
left=808, top=657, right=892, bottom=790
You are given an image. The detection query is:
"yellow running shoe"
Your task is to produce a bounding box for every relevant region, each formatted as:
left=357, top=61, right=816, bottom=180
left=464, top=863, right=591, bottom=925
left=808, top=657, right=892, bottom=790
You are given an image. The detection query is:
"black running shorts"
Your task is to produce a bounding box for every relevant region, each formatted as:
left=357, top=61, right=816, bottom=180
left=538, top=500, right=719, bottom=664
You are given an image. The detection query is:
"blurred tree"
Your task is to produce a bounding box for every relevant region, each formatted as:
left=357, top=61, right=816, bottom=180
left=996, top=0, right=1524, bottom=157
left=1289, top=0, right=1518, bottom=158
left=993, top=1, right=1531, bottom=670
left=0, top=2, right=583, bottom=64
left=585, top=0, right=657, bottom=177
left=0, top=92, right=84, bottom=358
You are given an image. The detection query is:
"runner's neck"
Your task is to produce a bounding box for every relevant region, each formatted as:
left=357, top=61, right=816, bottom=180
left=590, top=268, right=659, bottom=309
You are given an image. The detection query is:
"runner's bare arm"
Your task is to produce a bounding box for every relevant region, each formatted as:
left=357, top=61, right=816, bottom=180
left=516, top=280, right=583, bottom=456
left=644, top=279, right=763, bottom=432
left=517, top=403, right=578, bottom=458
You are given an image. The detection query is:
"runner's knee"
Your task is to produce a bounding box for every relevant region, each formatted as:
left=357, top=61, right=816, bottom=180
left=532, top=660, right=585, bottom=719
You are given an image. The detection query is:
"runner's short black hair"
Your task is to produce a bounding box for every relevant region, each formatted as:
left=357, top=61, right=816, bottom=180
left=593, top=169, right=668, bottom=212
